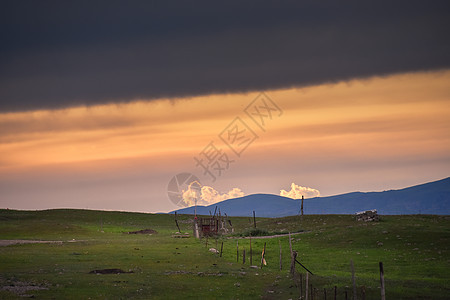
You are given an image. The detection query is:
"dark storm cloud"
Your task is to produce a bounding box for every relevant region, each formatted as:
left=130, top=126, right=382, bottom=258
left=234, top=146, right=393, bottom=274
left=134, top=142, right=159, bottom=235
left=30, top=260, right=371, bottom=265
left=1, top=1, right=449, bottom=112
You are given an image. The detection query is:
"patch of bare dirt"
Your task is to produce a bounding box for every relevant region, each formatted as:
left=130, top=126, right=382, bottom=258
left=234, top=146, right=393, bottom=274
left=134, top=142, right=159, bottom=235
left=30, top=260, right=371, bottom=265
left=89, top=269, right=134, bottom=274
left=0, top=240, right=63, bottom=246
left=126, top=229, right=157, bottom=234
left=0, top=277, right=48, bottom=297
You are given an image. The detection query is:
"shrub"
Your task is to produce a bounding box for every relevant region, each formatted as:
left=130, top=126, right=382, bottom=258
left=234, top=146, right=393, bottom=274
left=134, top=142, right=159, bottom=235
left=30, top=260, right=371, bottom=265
left=241, top=228, right=269, bottom=237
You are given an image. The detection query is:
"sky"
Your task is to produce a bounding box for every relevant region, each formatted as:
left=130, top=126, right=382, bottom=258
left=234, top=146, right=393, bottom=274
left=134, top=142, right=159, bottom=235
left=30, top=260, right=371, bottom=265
left=1, top=1, right=449, bottom=213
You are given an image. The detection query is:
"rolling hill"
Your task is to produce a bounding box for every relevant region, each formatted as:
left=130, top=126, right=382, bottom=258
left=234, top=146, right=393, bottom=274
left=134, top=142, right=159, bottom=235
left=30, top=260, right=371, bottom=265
left=171, top=177, right=450, bottom=217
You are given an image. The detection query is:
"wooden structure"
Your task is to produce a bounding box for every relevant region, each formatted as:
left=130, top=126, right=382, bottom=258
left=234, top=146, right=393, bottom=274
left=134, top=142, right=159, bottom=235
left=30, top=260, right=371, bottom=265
left=199, top=217, right=219, bottom=236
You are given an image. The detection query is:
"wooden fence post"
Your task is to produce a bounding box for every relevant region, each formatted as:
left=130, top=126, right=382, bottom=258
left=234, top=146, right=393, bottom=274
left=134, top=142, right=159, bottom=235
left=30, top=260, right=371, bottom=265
left=174, top=212, right=181, bottom=233
left=334, top=286, right=337, bottom=300
left=289, top=232, right=295, bottom=277
left=299, top=273, right=303, bottom=299
left=305, top=272, right=309, bottom=300
left=253, top=211, right=256, bottom=228
left=260, top=242, right=266, bottom=269
left=243, top=249, right=246, bottom=264
left=236, top=240, right=239, bottom=262
left=379, top=262, right=386, bottom=300
left=250, top=236, right=253, bottom=265
left=301, top=195, right=304, bottom=216
left=220, top=241, right=223, bottom=257
left=279, top=240, right=282, bottom=271
left=291, top=251, right=297, bottom=276
left=351, top=259, right=357, bottom=300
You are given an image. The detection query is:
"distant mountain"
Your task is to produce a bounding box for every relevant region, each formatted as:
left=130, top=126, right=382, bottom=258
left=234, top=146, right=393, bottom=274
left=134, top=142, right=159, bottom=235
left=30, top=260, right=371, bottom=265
left=171, top=177, right=450, bottom=217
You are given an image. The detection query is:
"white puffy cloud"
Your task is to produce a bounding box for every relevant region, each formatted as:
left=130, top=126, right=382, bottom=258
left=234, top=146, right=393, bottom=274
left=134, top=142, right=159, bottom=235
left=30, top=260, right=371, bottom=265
left=180, top=189, right=197, bottom=207
left=280, top=183, right=320, bottom=199
left=200, top=186, right=244, bottom=205
left=180, top=185, right=245, bottom=207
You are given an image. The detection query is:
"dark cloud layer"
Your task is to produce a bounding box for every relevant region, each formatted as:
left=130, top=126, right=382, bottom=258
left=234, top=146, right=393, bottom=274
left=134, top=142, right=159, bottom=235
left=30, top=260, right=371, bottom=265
left=1, top=1, right=449, bottom=112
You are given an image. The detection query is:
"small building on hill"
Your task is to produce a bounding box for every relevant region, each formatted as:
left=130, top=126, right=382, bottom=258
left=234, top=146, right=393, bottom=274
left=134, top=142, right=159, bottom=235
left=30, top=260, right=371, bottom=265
left=355, top=209, right=380, bottom=222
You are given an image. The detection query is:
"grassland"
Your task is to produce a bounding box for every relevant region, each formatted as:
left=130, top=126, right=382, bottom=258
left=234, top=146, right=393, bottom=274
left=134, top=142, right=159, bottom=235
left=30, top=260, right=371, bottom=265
left=0, top=209, right=449, bottom=299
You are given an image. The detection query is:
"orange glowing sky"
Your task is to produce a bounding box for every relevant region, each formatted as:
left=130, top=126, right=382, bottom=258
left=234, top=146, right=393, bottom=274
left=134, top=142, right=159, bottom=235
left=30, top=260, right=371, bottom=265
left=0, top=70, right=449, bottom=212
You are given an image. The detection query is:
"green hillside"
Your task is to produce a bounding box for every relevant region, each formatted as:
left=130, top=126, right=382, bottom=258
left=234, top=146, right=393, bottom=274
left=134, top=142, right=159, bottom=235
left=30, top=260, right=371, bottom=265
left=0, top=209, right=449, bottom=299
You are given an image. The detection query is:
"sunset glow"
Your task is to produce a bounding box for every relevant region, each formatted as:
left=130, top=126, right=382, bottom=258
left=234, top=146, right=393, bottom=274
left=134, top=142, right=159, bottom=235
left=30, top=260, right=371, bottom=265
left=1, top=70, right=449, bottom=212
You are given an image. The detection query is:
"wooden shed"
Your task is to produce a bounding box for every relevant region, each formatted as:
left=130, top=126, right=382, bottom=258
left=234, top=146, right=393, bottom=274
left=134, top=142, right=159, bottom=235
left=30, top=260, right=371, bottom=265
left=199, top=217, right=219, bottom=236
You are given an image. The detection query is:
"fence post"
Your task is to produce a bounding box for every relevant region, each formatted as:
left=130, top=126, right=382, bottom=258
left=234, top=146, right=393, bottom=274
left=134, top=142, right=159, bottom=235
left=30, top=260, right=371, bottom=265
left=279, top=240, right=282, bottom=271
left=243, top=249, right=246, bottom=264
left=220, top=241, right=223, bottom=257
left=379, top=262, right=386, bottom=300
left=305, top=272, right=309, bottom=300
left=175, top=211, right=181, bottom=233
left=193, top=218, right=199, bottom=239
left=236, top=240, right=239, bottom=262
left=253, top=211, right=256, bottom=228
left=301, top=195, right=304, bottom=216
left=250, top=236, right=252, bottom=265
left=291, top=251, right=298, bottom=276
left=260, top=242, right=266, bottom=269
left=299, top=273, right=303, bottom=299
left=351, top=259, right=357, bottom=300
left=289, top=232, right=295, bottom=277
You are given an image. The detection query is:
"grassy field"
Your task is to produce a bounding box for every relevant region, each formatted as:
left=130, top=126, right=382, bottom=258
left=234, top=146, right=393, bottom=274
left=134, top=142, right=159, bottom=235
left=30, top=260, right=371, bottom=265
left=0, top=209, right=449, bottom=299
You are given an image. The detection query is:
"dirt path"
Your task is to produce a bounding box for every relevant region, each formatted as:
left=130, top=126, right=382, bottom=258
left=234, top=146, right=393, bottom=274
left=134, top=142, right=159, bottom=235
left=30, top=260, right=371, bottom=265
left=230, top=231, right=307, bottom=239
left=0, top=240, right=64, bottom=246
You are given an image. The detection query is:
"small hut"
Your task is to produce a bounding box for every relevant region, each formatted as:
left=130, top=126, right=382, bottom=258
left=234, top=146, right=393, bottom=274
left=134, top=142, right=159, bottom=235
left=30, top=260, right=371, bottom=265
left=355, top=209, right=380, bottom=222
left=199, top=217, right=218, bottom=236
